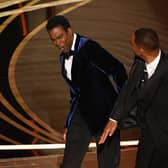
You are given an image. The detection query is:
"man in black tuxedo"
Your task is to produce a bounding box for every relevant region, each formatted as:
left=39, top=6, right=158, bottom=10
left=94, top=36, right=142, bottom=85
left=99, top=28, right=168, bottom=168
left=46, top=15, right=127, bottom=168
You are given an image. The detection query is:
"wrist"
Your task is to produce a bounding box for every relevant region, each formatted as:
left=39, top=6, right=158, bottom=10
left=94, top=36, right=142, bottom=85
left=109, top=118, right=118, bottom=123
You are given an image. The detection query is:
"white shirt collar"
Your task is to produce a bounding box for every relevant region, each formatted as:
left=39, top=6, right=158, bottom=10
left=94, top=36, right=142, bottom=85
left=145, top=49, right=161, bottom=78
left=71, top=33, right=77, bottom=51
left=64, top=33, right=77, bottom=81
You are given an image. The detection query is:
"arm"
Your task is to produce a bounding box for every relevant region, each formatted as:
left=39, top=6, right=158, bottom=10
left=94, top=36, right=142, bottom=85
left=79, top=40, right=128, bottom=92
left=98, top=82, right=128, bottom=144
left=99, top=57, right=143, bottom=144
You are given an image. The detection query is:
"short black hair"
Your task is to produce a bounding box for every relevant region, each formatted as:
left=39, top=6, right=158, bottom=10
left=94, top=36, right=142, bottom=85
left=134, top=28, right=159, bottom=50
left=46, top=15, right=71, bottom=31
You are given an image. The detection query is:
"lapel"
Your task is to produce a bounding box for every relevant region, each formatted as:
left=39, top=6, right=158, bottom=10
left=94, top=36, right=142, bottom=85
left=126, top=57, right=145, bottom=97
left=123, top=52, right=168, bottom=114
left=71, top=33, right=81, bottom=82
left=138, top=51, right=168, bottom=110
left=71, top=33, right=89, bottom=84
left=60, top=34, right=81, bottom=93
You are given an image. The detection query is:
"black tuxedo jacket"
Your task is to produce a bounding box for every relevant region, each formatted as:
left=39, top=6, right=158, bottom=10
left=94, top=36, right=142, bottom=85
left=60, top=33, right=127, bottom=135
left=111, top=51, right=168, bottom=167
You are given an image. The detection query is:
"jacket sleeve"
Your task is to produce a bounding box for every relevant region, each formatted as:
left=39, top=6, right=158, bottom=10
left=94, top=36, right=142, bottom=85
left=110, top=57, right=144, bottom=128
left=78, top=39, right=128, bottom=92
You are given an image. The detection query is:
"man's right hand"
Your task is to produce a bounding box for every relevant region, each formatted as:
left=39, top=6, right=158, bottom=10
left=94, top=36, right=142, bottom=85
left=98, top=120, right=117, bottom=144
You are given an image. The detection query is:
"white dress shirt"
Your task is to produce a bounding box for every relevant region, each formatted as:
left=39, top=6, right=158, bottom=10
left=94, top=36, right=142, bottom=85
left=145, top=49, right=161, bottom=79
left=64, top=33, right=77, bottom=80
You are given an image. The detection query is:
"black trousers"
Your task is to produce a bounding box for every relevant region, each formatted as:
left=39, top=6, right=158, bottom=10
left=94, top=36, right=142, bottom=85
left=135, top=128, right=154, bottom=168
left=135, top=127, right=167, bottom=168
left=61, top=110, right=120, bottom=168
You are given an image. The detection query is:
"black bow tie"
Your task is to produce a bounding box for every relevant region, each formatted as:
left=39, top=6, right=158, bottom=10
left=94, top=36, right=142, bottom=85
left=64, top=50, right=75, bottom=59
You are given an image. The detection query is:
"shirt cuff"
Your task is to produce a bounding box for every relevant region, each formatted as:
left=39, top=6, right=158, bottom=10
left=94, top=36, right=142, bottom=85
left=109, top=118, right=118, bottom=123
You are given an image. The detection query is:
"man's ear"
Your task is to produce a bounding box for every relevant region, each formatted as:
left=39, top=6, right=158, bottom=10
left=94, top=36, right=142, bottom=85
left=67, top=27, right=73, bottom=34
left=140, top=47, right=145, bottom=54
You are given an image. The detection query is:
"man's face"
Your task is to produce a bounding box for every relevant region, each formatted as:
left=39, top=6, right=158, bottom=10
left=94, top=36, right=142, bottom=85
left=48, top=25, right=73, bottom=53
